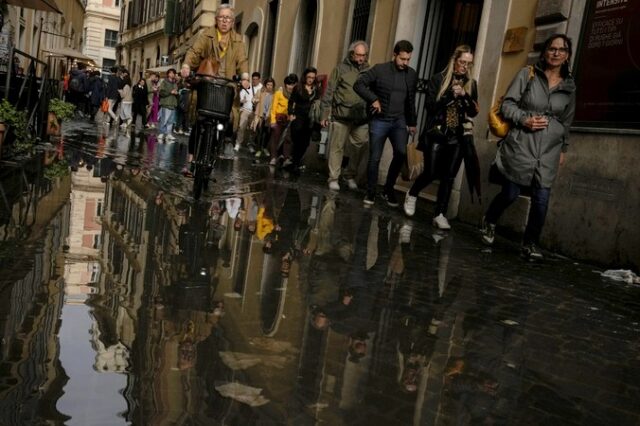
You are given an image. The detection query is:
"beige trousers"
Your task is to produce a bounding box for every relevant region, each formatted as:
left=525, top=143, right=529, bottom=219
left=327, top=120, right=368, bottom=182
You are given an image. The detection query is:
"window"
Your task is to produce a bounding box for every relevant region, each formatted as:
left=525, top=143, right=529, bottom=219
left=103, top=58, right=116, bottom=70
left=104, top=29, right=118, bottom=47
left=350, top=0, right=371, bottom=43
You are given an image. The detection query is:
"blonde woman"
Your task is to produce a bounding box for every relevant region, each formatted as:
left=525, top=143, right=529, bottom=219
left=403, top=45, right=479, bottom=229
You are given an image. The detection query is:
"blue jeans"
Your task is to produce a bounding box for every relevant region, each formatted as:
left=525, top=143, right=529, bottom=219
left=485, top=180, right=551, bottom=245
left=159, top=107, right=175, bottom=135
left=367, top=117, right=409, bottom=193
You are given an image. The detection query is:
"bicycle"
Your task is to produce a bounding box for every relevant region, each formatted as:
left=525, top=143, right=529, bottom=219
left=190, top=75, right=235, bottom=200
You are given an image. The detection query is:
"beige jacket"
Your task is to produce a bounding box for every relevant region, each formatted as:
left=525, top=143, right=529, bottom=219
left=183, top=27, right=249, bottom=79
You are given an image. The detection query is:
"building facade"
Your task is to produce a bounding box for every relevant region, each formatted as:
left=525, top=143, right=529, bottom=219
left=82, top=0, right=121, bottom=70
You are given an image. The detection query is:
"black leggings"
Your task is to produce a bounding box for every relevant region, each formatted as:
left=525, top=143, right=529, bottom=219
left=409, top=140, right=463, bottom=216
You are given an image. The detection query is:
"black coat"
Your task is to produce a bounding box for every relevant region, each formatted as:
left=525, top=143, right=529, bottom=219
left=353, top=61, right=418, bottom=127
left=132, top=84, right=149, bottom=110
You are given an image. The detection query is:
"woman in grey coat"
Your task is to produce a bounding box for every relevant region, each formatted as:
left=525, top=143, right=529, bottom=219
left=481, top=34, right=576, bottom=260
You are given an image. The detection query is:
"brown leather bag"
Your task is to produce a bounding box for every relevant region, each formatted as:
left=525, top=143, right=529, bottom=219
left=196, top=58, right=221, bottom=77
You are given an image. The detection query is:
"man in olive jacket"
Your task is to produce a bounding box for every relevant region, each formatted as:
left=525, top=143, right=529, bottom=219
left=354, top=40, right=418, bottom=207
left=320, top=40, right=370, bottom=192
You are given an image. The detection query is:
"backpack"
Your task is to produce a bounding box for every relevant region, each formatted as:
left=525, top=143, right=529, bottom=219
left=70, top=76, right=84, bottom=93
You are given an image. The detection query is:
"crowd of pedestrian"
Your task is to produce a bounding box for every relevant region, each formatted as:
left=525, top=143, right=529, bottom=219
left=61, top=1, right=576, bottom=261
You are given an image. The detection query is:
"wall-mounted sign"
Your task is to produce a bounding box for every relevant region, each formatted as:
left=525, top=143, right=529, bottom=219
left=574, top=0, right=640, bottom=129
left=503, top=27, right=528, bottom=53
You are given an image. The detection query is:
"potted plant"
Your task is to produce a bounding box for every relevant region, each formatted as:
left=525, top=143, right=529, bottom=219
left=0, top=98, right=30, bottom=157
left=47, top=98, right=75, bottom=136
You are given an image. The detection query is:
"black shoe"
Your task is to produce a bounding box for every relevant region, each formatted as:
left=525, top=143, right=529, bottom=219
left=363, top=191, right=375, bottom=206
left=381, top=190, right=399, bottom=207
left=521, top=243, right=544, bottom=261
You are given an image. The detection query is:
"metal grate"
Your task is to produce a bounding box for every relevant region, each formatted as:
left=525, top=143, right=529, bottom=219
left=350, top=0, right=371, bottom=42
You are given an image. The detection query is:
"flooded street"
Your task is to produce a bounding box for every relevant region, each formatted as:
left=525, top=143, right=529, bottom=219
left=0, top=120, right=639, bottom=425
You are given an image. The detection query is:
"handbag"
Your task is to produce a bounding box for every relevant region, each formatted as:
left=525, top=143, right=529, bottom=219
left=100, top=98, right=109, bottom=113
left=401, top=139, right=424, bottom=181
left=487, top=65, right=535, bottom=139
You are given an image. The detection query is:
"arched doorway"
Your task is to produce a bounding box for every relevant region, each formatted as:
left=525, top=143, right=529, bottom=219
left=245, top=22, right=260, bottom=74
left=289, top=0, right=317, bottom=75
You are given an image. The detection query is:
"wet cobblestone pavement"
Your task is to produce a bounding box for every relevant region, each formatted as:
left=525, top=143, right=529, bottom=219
left=0, top=120, right=639, bottom=425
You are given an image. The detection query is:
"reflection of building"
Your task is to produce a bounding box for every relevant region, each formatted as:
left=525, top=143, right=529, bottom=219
left=0, top=157, right=72, bottom=425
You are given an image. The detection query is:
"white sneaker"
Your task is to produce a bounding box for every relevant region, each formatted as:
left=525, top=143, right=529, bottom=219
left=432, top=214, right=451, bottom=230
left=328, top=181, right=340, bottom=191
left=166, top=134, right=176, bottom=142
left=269, top=158, right=277, bottom=166
left=346, top=179, right=358, bottom=190
left=234, top=144, right=241, bottom=152
left=399, top=223, right=413, bottom=244
left=403, top=194, right=417, bottom=217
left=157, top=133, right=164, bottom=141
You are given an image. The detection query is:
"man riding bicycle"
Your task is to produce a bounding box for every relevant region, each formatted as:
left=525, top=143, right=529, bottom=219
left=180, top=3, right=249, bottom=175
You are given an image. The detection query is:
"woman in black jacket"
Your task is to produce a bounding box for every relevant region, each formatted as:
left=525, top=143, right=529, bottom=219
left=287, top=67, right=320, bottom=170
left=132, top=78, right=149, bottom=132
left=403, top=45, right=479, bottom=230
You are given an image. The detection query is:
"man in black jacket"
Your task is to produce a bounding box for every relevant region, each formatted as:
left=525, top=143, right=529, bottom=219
left=354, top=40, right=418, bottom=207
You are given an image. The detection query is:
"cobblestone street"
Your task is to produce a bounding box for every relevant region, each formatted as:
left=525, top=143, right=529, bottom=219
left=0, top=119, right=638, bottom=425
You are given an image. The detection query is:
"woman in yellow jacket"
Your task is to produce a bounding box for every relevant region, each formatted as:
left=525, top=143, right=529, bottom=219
left=268, top=73, right=298, bottom=165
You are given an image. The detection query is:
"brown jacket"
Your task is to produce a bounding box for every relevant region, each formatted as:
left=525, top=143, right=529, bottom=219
left=183, top=27, right=249, bottom=79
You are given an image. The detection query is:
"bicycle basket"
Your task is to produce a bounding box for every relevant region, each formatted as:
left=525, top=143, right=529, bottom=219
left=197, top=78, right=235, bottom=120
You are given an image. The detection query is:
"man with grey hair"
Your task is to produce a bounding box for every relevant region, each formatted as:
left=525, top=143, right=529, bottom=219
left=320, top=40, right=370, bottom=191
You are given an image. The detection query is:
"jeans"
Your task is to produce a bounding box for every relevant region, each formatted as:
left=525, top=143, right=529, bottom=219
left=159, top=107, right=175, bottom=135
left=367, top=117, right=408, bottom=193
left=484, top=179, right=551, bottom=245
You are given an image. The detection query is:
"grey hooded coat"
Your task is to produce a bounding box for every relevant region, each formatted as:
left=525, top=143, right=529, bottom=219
left=496, top=63, right=576, bottom=188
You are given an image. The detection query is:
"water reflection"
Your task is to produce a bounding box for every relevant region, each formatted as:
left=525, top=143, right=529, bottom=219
left=0, top=133, right=638, bottom=425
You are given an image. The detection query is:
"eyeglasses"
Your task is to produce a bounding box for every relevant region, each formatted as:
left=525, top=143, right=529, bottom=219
left=547, top=47, right=569, bottom=55
left=456, top=59, right=473, bottom=67
left=216, top=16, right=234, bottom=22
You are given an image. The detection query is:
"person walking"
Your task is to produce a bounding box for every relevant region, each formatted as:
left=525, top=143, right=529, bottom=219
left=480, top=34, right=576, bottom=260
left=354, top=40, right=418, bottom=207
left=146, top=73, right=160, bottom=129
left=118, top=74, right=133, bottom=129
left=235, top=75, right=254, bottom=151
left=320, top=40, right=370, bottom=192
left=132, top=77, right=149, bottom=132
left=403, top=45, right=479, bottom=230
left=252, top=77, right=275, bottom=159
left=105, top=66, right=121, bottom=126
left=268, top=74, right=298, bottom=165
left=287, top=67, right=320, bottom=170
left=158, top=68, right=179, bottom=142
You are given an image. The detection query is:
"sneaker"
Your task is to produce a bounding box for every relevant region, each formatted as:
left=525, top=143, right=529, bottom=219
left=346, top=178, right=358, bottom=191
left=234, top=143, right=241, bottom=152
left=282, top=158, right=293, bottom=168
left=255, top=150, right=263, bottom=158
left=157, top=134, right=165, bottom=141
left=363, top=191, right=375, bottom=206
left=432, top=214, right=451, bottom=230
left=403, top=194, right=417, bottom=217
left=166, top=134, right=176, bottom=142
left=262, top=148, right=270, bottom=157
left=328, top=181, right=340, bottom=191
left=381, top=190, right=399, bottom=207
left=521, top=243, right=544, bottom=261
left=399, top=223, right=413, bottom=244
left=480, top=217, right=496, bottom=246
left=269, top=158, right=277, bottom=166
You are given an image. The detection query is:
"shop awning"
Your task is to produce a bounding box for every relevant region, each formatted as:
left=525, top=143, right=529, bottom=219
left=43, top=47, right=96, bottom=64
left=5, top=0, right=62, bottom=14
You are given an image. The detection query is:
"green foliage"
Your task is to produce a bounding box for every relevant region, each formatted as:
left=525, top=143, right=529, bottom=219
left=48, top=98, right=76, bottom=121
left=0, top=98, right=31, bottom=152
left=43, top=159, right=70, bottom=180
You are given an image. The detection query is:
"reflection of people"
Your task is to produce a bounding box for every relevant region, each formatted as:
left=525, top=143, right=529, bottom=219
left=321, top=41, right=370, bottom=192
left=354, top=40, right=418, bottom=207
left=404, top=45, right=479, bottom=230
left=481, top=34, right=576, bottom=261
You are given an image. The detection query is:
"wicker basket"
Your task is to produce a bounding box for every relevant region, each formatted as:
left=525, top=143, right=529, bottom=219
left=196, top=78, right=235, bottom=120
